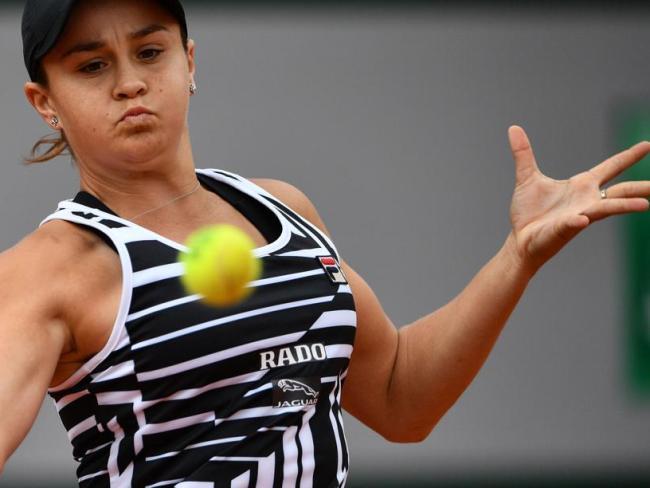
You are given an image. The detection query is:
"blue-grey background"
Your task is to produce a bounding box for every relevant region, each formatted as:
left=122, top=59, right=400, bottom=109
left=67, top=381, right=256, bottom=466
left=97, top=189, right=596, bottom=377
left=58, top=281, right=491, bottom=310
left=1, top=2, right=649, bottom=486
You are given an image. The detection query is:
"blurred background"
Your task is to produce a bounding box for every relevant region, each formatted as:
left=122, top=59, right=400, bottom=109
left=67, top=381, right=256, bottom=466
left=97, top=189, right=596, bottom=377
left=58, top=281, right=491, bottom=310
left=1, top=0, right=649, bottom=486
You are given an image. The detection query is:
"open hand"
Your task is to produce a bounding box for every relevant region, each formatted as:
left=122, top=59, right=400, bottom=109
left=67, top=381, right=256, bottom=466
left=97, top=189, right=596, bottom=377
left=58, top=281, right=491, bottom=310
left=507, top=125, right=650, bottom=271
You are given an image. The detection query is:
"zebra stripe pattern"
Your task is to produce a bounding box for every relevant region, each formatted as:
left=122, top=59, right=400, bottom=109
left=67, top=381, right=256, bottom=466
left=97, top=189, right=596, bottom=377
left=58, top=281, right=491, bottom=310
left=40, top=169, right=357, bottom=487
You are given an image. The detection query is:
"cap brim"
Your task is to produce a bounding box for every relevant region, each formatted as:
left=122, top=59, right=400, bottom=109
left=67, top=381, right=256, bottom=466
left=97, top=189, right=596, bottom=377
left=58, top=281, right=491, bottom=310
left=22, top=0, right=78, bottom=81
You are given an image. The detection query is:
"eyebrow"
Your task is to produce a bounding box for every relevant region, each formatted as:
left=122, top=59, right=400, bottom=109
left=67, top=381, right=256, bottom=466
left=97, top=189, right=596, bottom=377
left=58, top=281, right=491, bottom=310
left=60, top=24, right=170, bottom=60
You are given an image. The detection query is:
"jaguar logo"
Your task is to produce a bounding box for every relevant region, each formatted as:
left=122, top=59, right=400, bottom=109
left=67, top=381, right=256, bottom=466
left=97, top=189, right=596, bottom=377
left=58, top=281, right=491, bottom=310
left=277, top=379, right=319, bottom=398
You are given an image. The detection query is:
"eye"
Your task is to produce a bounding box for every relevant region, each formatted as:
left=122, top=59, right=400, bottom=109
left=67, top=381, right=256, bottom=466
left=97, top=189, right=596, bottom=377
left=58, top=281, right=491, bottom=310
left=139, top=48, right=163, bottom=61
left=80, top=61, right=106, bottom=74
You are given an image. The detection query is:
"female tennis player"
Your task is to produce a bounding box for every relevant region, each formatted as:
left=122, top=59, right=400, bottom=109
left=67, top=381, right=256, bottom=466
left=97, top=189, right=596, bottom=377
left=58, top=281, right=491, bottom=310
left=2, top=0, right=649, bottom=486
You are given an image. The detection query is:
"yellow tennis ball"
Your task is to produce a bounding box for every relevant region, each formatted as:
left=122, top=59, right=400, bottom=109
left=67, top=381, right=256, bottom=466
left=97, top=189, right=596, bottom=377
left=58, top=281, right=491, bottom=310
left=179, top=224, right=262, bottom=307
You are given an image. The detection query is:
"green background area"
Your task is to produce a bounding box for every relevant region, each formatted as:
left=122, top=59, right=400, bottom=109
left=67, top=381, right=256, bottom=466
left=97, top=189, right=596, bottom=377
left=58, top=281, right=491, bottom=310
left=620, top=105, right=650, bottom=399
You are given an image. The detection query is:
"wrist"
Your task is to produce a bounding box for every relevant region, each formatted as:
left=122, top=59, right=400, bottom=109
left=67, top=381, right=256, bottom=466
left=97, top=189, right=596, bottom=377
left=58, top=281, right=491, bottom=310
left=501, top=232, right=539, bottom=281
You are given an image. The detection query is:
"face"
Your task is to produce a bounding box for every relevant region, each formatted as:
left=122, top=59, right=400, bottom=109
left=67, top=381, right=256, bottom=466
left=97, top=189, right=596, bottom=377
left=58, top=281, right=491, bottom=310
left=25, top=0, right=195, bottom=173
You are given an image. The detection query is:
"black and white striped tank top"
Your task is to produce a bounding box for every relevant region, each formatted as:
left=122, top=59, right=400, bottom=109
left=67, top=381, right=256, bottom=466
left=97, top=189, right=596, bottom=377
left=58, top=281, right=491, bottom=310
left=40, top=168, right=357, bottom=488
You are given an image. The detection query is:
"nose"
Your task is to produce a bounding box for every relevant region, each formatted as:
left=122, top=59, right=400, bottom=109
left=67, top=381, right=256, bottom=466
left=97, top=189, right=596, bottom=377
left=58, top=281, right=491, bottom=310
left=112, top=62, right=148, bottom=100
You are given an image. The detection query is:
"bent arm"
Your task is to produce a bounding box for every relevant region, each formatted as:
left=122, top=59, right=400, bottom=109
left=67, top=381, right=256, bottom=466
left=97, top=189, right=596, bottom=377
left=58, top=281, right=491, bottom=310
left=0, top=231, right=71, bottom=471
left=338, top=234, right=530, bottom=442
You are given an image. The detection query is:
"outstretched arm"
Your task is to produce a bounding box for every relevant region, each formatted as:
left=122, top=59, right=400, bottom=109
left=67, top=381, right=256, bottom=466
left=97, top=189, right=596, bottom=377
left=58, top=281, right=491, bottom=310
left=255, top=130, right=650, bottom=442
left=0, top=228, right=73, bottom=472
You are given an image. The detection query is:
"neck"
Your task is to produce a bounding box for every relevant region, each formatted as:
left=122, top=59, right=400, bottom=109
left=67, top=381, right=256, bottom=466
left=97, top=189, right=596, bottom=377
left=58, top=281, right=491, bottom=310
left=77, top=131, right=205, bottom=219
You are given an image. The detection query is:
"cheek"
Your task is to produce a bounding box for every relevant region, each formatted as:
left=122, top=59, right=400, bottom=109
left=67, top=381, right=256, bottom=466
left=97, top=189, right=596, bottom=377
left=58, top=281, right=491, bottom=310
left=58, top=89, right=100, bottom=121
left=160, top=83, right=191, bottom=124
left=59, top=101, right=113, bottom=152
left=64, top=106, right=107, bottom=136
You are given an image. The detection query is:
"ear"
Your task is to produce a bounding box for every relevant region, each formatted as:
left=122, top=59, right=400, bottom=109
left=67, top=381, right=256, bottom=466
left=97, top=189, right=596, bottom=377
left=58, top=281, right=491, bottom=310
left=24, top=82, right=61, bottom=130
left=186, top=38, right=196, bottom=83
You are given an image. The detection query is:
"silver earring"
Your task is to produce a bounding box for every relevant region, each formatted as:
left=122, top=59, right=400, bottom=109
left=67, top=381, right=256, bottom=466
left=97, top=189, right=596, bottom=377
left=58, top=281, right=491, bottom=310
left=50, top=115, right=59, bottom=128
left=189, top=81, right=197, bottom=95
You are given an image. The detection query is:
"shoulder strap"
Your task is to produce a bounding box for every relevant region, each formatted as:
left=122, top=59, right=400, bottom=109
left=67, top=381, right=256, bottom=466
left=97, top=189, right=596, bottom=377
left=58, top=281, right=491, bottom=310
left=196, top=171, right=280, bottom=244
left=73, top=191, right=119, bottom=216
left=202, top=169, right=343, bottom=261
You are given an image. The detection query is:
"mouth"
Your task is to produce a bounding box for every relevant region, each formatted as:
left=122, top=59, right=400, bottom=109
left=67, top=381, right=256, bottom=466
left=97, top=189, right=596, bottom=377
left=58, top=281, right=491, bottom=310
left=120, top=107, right=154, bottom=123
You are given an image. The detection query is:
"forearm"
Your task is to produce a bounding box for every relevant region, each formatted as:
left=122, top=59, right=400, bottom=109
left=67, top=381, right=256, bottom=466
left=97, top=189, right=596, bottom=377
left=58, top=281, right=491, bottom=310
left=388, top=232, right=535, bottom=440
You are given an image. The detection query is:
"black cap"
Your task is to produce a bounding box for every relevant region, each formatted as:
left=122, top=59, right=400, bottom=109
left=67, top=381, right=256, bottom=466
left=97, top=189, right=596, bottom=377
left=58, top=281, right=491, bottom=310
left=22, top=0, right=188, bottom=82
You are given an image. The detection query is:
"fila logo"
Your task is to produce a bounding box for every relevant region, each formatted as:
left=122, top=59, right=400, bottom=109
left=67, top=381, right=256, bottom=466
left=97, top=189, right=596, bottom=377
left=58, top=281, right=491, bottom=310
left=260, top=343, right=328, bottom=370
left=318, top=256, right=348, bottom=284
left=277, top=379, right=319, bottom=398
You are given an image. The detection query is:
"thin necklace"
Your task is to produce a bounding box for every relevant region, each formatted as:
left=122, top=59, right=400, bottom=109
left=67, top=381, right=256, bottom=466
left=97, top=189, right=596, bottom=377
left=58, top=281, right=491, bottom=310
left=128, top=181, right=202, bottom=221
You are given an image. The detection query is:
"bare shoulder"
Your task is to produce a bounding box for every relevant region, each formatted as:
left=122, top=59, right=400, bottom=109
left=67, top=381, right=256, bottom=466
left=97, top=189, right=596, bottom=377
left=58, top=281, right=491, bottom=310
left=1, top=221, right=91, bottom=283
left=0, top=220, right=119, bottom=318
left=0, top=221, right=95, bottom=357
left=3, top=219, right=107, bottom=272
left=250, top=178, right=312, bottom=212
left=251, top=178, right=331, bottom=235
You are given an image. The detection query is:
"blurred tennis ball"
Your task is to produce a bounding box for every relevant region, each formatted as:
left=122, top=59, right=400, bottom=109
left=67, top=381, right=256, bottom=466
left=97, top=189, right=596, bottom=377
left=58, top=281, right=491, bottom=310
left=179, top=224, right=262, bottom=307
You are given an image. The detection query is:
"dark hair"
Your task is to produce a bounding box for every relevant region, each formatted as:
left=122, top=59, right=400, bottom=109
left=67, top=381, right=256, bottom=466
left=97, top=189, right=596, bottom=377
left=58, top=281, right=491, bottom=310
left=24, top=20, right=190, bottom=165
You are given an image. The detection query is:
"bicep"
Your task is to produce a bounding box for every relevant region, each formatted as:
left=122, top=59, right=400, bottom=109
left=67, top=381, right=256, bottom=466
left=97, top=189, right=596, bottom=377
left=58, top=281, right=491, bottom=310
left=0, top=243, right=70, bottom=467
left=339, top=260, right=403, bottom=439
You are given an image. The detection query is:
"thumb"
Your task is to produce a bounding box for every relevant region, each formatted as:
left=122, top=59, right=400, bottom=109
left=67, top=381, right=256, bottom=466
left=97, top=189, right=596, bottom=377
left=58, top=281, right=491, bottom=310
left=509, top=125, right=540, bottom=184
left=527, top=214, right=589, bottom=265
left=550, top=214, right=590, bottom=249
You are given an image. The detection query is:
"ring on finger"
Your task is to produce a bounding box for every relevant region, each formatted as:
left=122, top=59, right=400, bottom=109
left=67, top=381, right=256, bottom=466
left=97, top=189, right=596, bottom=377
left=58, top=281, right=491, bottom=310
left=600, top=188, right=608, bottom=199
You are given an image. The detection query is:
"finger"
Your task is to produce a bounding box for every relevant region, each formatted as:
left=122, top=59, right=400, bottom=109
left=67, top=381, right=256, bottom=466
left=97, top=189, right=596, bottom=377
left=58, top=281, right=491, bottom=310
left=581, top=197, right=650, bottom=223
left=508, top=125, right=540, bottom=184
left=604, top=180, right=650, bottom=199
left=589, top=141, right=650, bottom=185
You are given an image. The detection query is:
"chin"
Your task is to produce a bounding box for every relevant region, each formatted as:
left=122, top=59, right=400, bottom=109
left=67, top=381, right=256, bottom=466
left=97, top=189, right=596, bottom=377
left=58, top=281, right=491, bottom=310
left=118, top=132, right=174, bottom=162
